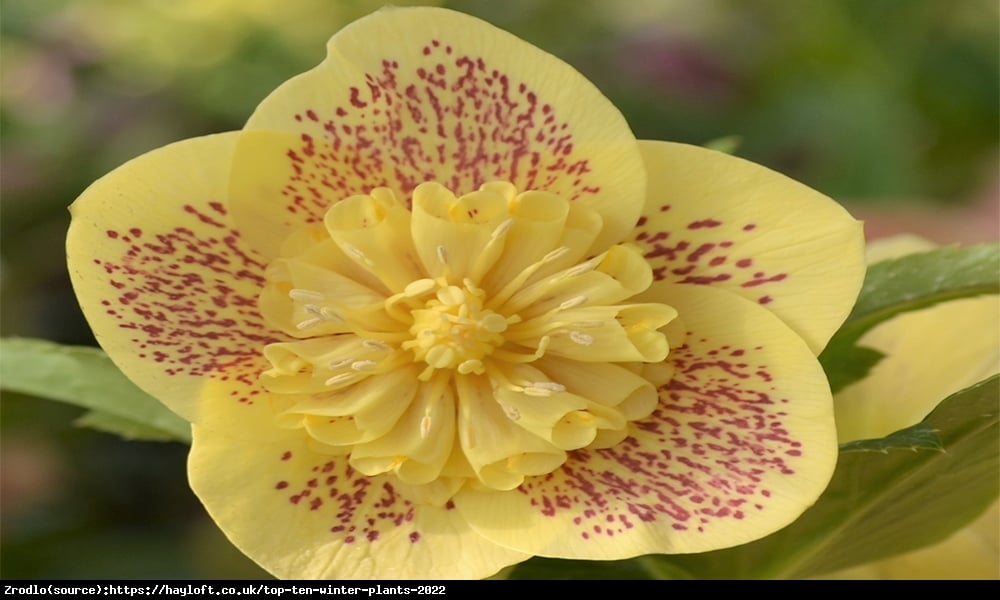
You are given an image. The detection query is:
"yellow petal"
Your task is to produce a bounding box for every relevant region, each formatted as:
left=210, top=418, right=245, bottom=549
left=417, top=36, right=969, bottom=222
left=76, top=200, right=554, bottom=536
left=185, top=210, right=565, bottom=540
left=410, top=181, right=511, bottom=281
left=229, top=6, right=645, bottom=258
left=535, top=357, right=658, bottom=421
left=188, top=426, right=529, bottom=579
left=456, top=283, right=837, bottom=557
left=834, top=294, right=1000, bottom=442
left=259, top=256, right=390, bottom=338
left=324, top=187, right=424, bottom=292
left=349, top=375, right=456, bottom=485
left=66, top=132, right=288, bottom=431
left=503, top=244, right=654, bottom=317
left=511, top=303, right=676, bottom=363
left=455, top=375, right=566, bottom=490
left=628, top=141, right=865, bottom=354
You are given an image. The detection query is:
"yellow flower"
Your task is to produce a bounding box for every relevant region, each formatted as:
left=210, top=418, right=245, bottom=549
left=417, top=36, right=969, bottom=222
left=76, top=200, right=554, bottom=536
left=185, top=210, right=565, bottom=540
left=830, top=235, right=999, bottom=580
left=66, top=7, right=864, bottom=579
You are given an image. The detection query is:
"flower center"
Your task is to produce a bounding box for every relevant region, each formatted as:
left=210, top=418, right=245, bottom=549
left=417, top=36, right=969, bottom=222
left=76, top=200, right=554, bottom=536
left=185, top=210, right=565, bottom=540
left=402, top=280, right=515, bottom=378
left=257, top=181, right=677, bottom=497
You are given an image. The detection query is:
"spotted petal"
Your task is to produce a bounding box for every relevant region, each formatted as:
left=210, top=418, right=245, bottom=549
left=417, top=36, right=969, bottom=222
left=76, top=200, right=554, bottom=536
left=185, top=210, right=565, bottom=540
left=188, top=425, right=530, bottom=580
left=228, top=6, right=645, bottom=258
left=628, top=141, right=865, bottom=354
left=66, top=133, right=288, bottom=440
left=456, top=282, right=837, bottom=557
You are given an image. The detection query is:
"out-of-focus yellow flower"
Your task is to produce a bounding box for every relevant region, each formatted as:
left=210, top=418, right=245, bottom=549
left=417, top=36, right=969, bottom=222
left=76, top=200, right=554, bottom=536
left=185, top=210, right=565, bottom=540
left=56, top=0, right=439, bottom=78
left=67, top=7, right=864, bottom=579
left=831, top=234, right=999, bottom=580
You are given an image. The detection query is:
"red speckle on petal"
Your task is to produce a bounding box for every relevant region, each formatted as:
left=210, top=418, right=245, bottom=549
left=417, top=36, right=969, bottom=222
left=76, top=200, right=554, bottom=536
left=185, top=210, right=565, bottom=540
left=93, top=201, right=284, bottom=406
left=688, top=219, right=722, bottom=229
left=514, top=335, right=801, bottom=539
left=271, top=41, right=603, bottom=228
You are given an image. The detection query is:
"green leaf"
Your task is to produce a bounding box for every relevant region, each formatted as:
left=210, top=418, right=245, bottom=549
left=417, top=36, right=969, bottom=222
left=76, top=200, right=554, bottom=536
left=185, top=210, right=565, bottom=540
left=74, top=410, right=184, bottom=442
left=821, top=244, right=999, bottom=392
left=0, top=337, right=190, bottom=443
left=645, top=374, right=999, bottom=579
left=838, top=421, right=942, bottom=454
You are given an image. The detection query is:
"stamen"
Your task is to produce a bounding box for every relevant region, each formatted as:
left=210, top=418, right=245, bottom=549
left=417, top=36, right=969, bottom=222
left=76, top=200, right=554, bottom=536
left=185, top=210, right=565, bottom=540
left=351, top=360, right=378, bottom=372
left=532, top=381, right=567, bottom=393
left=344, top=244, right=372, bottom=265
left=436, top=245, right=449, bottom=265
left=327, top=357, right=354, bottom=369
left=489, top=246, right=572, bottom=309
left=569, top=331, right=595, bottom=346
left=469, top=219, right=514, bottom=282
left=305, top=304, right=343, bottom=322
left=324, top=373, right=355, bottom=386
left=523, top=381, right=567, bottom=397
left=288, top=288, right=325, bottom=302
left=492, top=335, right=550, bottom=363
left=501, top=404, right=521, bottom=421
left=564, top=260, right=598, bottom=278
left=542, top=246, right=571, bottom=264
left=295, top=318, right=321, bottom=331
left=558, top=295, right=588, bottom=310
left=362, top=339, right=393, bottom=352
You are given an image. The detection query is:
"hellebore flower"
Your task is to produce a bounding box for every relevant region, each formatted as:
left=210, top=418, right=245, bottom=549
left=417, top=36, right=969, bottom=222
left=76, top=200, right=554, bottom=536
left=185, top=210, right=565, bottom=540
left=67, top=7, right=864, bottom=579
left=829, top=235, right=999, bottom=580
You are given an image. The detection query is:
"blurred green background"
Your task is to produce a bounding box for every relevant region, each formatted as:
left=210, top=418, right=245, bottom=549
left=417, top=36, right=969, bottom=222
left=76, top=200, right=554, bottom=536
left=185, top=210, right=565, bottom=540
left=2, top=0, right=997, bottom=579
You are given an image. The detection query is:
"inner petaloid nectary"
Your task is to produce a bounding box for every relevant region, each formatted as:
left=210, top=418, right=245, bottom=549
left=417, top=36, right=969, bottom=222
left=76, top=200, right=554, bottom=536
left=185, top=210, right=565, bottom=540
left=256, top=181, right=677, bottom=498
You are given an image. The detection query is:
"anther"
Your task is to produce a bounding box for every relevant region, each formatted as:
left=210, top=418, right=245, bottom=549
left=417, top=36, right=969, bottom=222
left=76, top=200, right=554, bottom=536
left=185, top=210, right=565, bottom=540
left=420, top=414, right=432, bottom=439
left=362, top=339, right=393, bottom=352
left=344, top=244, right=372, bottom=265
left=558, top=295, right=588, bottom=311
left=563, top=260, right=598, bottom=278
left=328, top=357, right=354, bottom=369
left=288, top=288, right=325, bottom=302
left=436, top=245, right=449, bottom=265
left=324, top=373, right=355, bottom=386
left=542, top=246, right=571, bottom=264
left=569, top=331, right=595, bottom=346
left=305, top=304, right=343, bottom=322
left=295, top=318, right=321, bottom=331
left=501, top=404, right=521, bottom=421
left=523, top=381, right=567, bottom=397
left=532, top=381, right=567, bottom=393
left=351, top=360, right=378, bottom=372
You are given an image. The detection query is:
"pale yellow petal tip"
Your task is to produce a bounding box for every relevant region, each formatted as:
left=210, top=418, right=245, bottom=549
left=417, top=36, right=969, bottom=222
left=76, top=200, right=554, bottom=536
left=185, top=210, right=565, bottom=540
left=633, top=140, right=868, bottom=355
left=865, top=233, right=937, bottom=264
left=824, top=501, right=999, bottom=580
